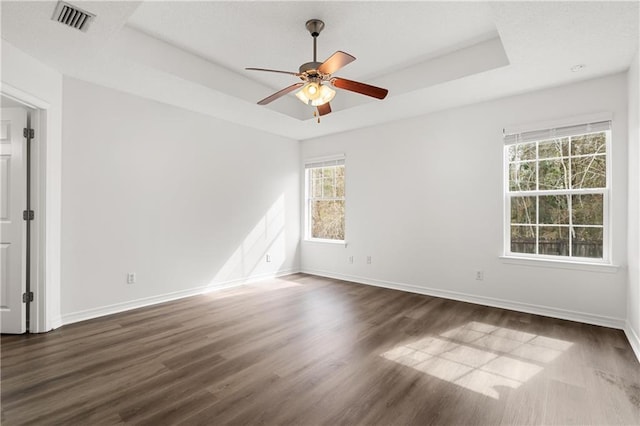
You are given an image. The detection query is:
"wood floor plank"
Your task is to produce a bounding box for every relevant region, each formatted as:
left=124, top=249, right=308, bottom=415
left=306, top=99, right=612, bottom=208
left=2, top=273, right=639, bottom=425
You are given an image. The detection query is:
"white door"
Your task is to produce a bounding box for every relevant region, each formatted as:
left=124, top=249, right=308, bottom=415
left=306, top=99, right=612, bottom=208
left=1, top=107, right=27, bottom=334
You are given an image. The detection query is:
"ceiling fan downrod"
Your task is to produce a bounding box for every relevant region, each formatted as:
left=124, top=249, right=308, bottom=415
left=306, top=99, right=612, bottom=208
left=305, top=19, right=325, bottom=63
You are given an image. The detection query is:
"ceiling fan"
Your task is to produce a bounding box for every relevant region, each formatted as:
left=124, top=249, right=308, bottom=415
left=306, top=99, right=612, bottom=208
left=246, top=19, right=389, bottom=119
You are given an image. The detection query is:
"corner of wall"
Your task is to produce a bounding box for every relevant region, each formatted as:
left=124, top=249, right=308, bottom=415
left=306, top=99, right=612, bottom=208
left=625, top=321, right=640, bottom=364
left=627, top=49, right=640, bottom=362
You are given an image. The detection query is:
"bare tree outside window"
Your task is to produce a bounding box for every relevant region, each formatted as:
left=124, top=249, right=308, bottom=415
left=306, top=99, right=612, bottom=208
left=307, top=163, right=345, bottom=240
left=507, top=130, right=607, bottom=260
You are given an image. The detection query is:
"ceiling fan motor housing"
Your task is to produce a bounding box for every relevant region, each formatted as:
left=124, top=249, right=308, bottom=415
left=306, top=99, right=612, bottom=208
left=299, top=61, right=323, bottom=75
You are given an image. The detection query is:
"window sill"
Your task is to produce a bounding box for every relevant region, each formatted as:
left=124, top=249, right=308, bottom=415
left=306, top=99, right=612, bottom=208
left=303, top=238, right=347, bottom=247
left=499, top=256, right=619, bottom=273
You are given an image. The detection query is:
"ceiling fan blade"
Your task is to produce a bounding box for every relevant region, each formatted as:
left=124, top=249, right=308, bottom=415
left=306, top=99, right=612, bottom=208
left=246, top=67, right=301, bottom=77
left=331, top=77, right=388, bottom=100
left=317, top=51, right=356, bottom=75
left=257, top=83, right=304, bottom=105
left=317, top=102, right=332, bottom=116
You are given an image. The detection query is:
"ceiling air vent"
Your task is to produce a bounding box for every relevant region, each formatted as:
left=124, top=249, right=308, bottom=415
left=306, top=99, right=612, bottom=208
left=52, top=1, right=95, bottom=32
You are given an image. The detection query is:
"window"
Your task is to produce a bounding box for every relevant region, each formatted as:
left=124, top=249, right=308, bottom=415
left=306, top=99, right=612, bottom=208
left=305, top=157, right=345, bottom=242
left=504, top=120, right=611, bottom=261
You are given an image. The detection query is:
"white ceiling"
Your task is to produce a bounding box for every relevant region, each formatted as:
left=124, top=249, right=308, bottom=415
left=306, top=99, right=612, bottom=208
left=127, top=1, right=499, bottom=88
left=1, top=1, right=638, bottom=141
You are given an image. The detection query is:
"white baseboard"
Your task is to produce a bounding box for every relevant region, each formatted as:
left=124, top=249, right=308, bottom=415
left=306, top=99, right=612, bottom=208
left=624, top=321, right=640, bottom=364
left=60, top=269, right=299, bottom=326
left=57, top=266, right=634, bottom=361
left=302, top=268, right=626, bottom=330
left=50, top=316, right=63, bottom=330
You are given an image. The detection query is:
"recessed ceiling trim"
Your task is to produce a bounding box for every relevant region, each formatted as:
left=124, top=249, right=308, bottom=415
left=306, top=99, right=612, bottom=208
left=51, top=1, right=95, bottom=32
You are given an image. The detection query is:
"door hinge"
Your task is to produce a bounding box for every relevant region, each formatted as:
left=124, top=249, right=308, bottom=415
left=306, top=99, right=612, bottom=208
left=23, top=128, right=35, bottom=139
left=23, top=210, right=34, bottom=221
left=22, top=292, right=34, bottom=303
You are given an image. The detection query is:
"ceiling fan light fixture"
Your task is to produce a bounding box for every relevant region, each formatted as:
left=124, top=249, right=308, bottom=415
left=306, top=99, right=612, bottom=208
left=296, top=83, right=336, bottom=106
left=303, top=82, right=321, bottom=99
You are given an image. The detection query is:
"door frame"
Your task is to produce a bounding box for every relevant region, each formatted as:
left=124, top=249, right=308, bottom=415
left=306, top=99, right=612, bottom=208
left=2, top=85, right=48, bottom=333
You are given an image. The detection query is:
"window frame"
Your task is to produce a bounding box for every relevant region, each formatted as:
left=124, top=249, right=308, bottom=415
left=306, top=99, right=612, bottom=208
left=503, top=121, right=612, bottom=265
left=304, top=155, right=346, bottom=244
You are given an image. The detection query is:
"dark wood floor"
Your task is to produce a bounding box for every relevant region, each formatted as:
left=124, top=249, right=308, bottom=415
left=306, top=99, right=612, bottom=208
left=2, top=273, right=639, bottom=425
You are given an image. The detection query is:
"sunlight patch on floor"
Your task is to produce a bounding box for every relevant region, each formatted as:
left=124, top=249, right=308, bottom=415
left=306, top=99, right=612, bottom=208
left=381, top=321, right=572, bottom=399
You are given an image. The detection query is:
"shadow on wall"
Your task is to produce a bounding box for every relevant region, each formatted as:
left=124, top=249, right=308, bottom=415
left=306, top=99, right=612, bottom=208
left=205, top=193, right=289, bottom=288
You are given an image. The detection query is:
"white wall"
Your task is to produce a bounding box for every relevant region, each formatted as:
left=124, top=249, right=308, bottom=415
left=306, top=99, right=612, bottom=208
left=627, top=52, right=640, bottom=359
left=61, top=77, right=300, bottom=323
left=1, top=40, right=63, bottom=332
left=301, top=73, right=629, bottom=327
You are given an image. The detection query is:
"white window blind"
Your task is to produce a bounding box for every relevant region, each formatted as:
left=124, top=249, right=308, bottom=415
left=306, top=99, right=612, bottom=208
left=504, top=120, right=611, bottom=145
left=304, top=157, right=345, bottom=169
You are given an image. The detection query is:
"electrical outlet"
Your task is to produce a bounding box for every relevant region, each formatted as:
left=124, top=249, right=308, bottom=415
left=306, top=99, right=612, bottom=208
left=127, top=272, right=136, bottom=284
left=266, top=254, right=271, bottom=263
left=366, top=256, right=372, bottom=264
left=475, top=270, right=484, bottom=281
left=348, top=256, right=354, bottom=264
